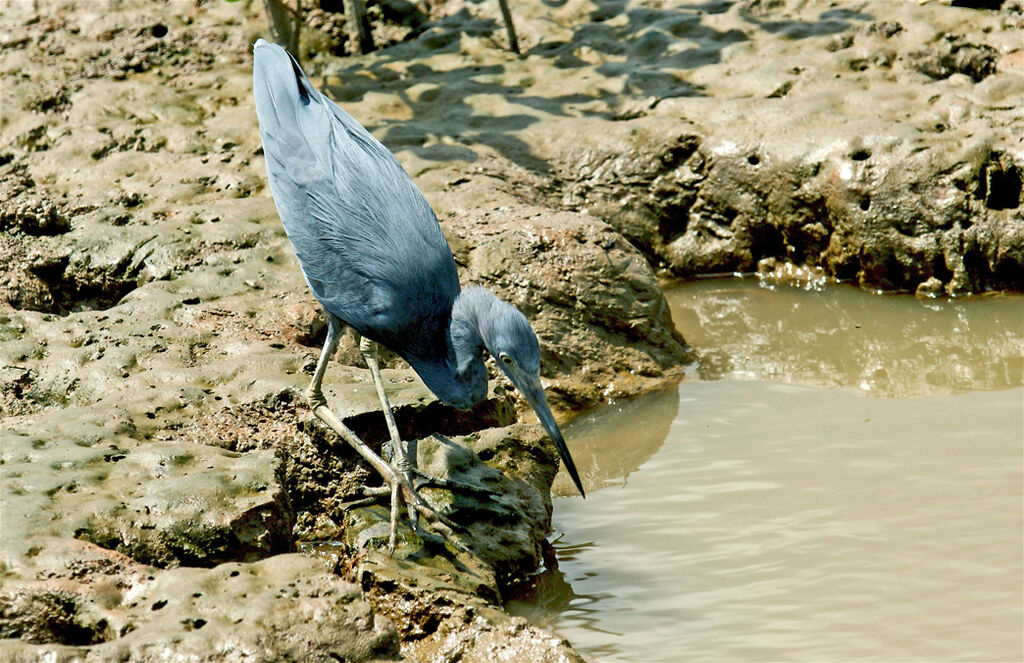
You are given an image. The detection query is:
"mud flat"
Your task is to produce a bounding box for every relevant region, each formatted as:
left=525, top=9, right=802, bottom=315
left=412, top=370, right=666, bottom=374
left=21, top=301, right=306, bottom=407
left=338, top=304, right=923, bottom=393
left=1, top=0, right=1020, bottom=660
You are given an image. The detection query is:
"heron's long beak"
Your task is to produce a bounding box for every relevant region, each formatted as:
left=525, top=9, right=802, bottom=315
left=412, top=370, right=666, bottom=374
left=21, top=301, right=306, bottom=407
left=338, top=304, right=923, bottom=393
left=516, top=377, right=586, bottom=498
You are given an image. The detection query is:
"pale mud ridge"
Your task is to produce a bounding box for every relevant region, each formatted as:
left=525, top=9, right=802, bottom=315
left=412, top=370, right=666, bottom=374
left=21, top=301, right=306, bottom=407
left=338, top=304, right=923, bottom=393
left=0, top=0, right=1020, bottom=661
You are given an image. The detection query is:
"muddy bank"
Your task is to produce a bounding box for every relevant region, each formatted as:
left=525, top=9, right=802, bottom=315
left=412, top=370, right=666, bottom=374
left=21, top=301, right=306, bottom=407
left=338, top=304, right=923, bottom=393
left=2, top=0, right=1021, bottom=660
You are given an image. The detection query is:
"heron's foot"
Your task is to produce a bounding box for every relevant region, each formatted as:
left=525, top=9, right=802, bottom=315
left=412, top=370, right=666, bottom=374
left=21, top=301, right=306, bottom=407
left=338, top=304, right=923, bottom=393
left=340, top=485, right=390, bottom=510
left=385, top=467, right=471, bottom=554
left=307, top=399, right=470, bottom=555
left=342, top=460, right=471, bottom=555
left=408, top=467, right=497, bottom=499
left=342, top=468, right=494, bottom=518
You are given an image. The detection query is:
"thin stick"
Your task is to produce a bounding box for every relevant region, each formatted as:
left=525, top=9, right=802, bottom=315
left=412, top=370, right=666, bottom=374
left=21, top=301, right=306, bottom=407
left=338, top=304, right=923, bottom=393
left=497, top=0, right=520, bottom=54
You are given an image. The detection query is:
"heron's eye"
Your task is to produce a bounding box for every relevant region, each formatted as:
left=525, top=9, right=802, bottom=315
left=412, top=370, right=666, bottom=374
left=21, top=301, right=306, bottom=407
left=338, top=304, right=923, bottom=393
left=500, top=354, right=515, bottom=367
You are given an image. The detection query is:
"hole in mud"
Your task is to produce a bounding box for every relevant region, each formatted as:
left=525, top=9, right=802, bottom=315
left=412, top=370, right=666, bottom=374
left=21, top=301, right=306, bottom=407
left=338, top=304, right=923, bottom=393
left=859, top=196, right=871, bottom=211
left=950, top=0, right=1005, bottom=8
left=747, top=155, right=760, bottom=166
left=851, top=149, right=871, bottom=161
left=657, top=213, right=689, bottom=245
left=151, top=24, right=168, bottom=38
left=985, top=163, right=1021, bottom=210
left=151, top=599, right=167, bottom=611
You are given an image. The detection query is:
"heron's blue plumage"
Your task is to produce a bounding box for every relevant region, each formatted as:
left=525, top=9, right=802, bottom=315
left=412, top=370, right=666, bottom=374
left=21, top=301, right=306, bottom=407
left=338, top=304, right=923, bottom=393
left=253, top=40, right=469, bottom=402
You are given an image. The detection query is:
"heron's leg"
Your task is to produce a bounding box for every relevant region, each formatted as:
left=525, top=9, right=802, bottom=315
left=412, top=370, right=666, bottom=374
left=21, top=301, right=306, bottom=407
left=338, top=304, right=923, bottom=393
left=409, top=465, right=496, bottom=498
left=355, top=341, right=497, bottom=501
left=306, top=313, right=341, bottom=409
left=306, top=315, right=467, bottom=554
left=358, top=336, right=418, bottom=546
left=357, top=336, right=407, bottom=469
left=306, top=315, right=396, bottom=484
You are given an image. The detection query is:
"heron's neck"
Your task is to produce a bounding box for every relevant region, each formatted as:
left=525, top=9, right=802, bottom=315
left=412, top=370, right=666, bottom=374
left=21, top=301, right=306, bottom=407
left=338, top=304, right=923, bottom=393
left=443, top=287, right=495, bottom=408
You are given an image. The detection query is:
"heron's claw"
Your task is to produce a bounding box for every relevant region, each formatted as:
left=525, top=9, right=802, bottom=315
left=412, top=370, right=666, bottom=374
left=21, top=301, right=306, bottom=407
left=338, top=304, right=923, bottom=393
left=338, top=467, right=471, bottom=554
left=390, top=469, right=469, bottom=553
left=340, top=485, right=390, bottom=510
left=409, top=468, right=497, bottom=499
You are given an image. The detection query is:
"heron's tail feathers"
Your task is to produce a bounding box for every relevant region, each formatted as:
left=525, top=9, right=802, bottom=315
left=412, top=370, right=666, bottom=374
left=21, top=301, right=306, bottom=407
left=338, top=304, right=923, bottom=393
left=253, top=39, right=322, bottom=144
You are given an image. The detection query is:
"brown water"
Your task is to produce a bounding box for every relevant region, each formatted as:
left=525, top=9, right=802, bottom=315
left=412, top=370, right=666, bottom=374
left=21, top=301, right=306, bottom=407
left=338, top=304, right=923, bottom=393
left=509, top=279, right=1024, bottom=662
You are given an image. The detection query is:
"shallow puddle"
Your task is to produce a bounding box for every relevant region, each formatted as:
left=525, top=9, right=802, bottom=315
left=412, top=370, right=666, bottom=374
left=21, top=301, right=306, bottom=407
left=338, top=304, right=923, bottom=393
left=509, top=279, right=1023, bottom=662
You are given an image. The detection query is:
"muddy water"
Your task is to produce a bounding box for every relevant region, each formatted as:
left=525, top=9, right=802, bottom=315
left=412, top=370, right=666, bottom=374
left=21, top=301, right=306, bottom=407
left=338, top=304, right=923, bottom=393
left=509, top=279, right=1023, bottom=662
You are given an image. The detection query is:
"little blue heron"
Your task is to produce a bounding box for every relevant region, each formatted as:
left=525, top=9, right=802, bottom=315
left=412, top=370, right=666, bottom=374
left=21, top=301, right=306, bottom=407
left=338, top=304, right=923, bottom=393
left=252, top=40, right=584, bottom=551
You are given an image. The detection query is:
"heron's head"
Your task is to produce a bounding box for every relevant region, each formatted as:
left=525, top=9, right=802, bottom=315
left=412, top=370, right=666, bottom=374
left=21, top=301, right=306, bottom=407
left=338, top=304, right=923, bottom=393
left=478, top=297, right=586, bottom=498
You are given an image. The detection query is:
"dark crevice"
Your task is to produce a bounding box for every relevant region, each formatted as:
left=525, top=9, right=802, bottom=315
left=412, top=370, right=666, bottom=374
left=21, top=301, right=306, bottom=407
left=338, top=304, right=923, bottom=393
left=930, top=254, right=954, bottom=286
left=10, top=240, right=154, bottom=315
left=657, top=208, right=690, bottom=245
left=961, top=244, right=992, bottom=291
left=344, top=396, right=517, bottom=448
left=950, top=0, right=1005, bottom=8
left=749, top=218, right=787, bottom=264
left=0, top=590, right=112, bottom=645
left=984, top=161, right=1021, bottom=210
left=993, top=255, right=1024, bottom=289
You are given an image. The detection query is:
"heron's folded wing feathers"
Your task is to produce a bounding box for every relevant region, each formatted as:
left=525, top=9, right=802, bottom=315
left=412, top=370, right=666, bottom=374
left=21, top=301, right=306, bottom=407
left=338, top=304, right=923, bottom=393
left=253, top=40, right=459, bottom=361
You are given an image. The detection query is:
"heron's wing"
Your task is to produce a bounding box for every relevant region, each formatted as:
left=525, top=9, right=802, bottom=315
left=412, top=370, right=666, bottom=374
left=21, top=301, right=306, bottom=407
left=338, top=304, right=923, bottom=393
left=252, top=40, right=459, bottom=362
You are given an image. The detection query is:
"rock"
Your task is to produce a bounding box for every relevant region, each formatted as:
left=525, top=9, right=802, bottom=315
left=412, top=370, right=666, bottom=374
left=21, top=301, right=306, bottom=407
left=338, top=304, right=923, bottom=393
left=434, top=179, right=692, bottom=408
left=514, top=1, right=1022, bottom=295
left=1, top=426, right=293, bottom=571
left=531, top=102, right=1022, bottom=294
left=173, top=383, right=518, bottom=542
left=344, top=424, right=558, bottom=585
left=77, top=442, right=294, bottom=568
left=1, top=554, right=398, bottom=663
left=405, top=607, right=584, bottom=663
left=916, top=276, right=945, bottom=297
left=337, top=424, right=582, bottom=662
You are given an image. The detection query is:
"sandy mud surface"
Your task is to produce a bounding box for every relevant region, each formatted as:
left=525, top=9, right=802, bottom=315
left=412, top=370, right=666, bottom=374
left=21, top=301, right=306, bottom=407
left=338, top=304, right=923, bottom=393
left=1, top=0, right=1021, bottom=660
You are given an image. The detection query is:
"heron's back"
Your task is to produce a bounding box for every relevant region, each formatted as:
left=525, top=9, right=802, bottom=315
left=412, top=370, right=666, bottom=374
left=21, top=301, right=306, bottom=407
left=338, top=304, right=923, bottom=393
left=252, top=40, right=460, bottom=367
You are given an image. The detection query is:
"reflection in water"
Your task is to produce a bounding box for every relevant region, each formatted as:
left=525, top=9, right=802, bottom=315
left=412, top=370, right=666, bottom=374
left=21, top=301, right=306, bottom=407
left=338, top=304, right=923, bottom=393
left=510, top=280, right=1024, bottom=662
left=550, top=386, right=680, bottom=497
left=667, top=279, right=1024, bottom=396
